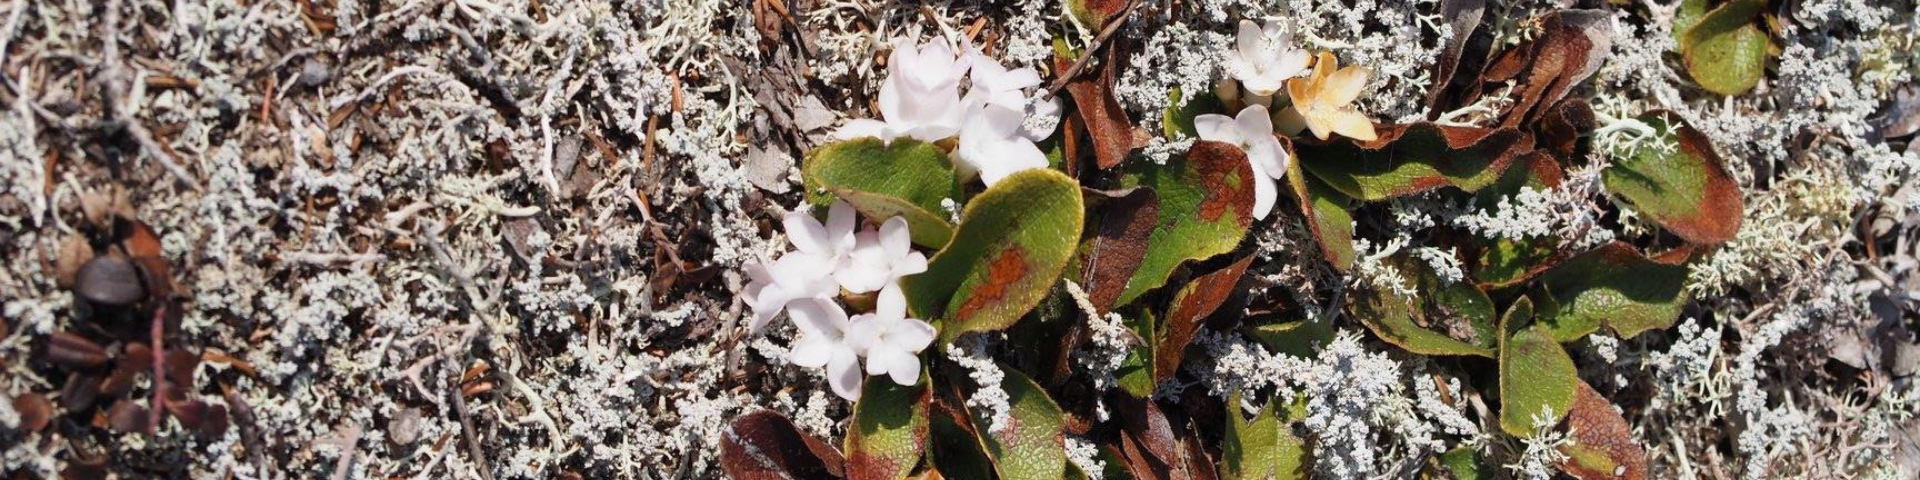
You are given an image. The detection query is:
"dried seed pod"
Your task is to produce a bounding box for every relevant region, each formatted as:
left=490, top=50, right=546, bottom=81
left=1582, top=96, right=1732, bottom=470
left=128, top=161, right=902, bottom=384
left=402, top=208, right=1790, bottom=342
left=11, top=393, right=53, bottom=433
left=75, top=255, right=144, bottom=307
left=105, top=400, right=148, bottom=433
left=46, top=331, right=108, bottom=369
left=60, top=372, right=102, bottom=412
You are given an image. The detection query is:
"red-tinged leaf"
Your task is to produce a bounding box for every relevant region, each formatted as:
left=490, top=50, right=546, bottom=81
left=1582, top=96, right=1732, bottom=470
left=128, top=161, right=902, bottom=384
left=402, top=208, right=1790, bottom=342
left=1680, top=0, right=1770, bottom=96
left=1602, top=112, right=1744, bottom=245
left=846, top=378, right=931, bottom=480
left=903, top=169, right=1084, bottom=343
left=1557, top=381, right=1649, bottom=480
left=1425, top=0, right=1489, bottom=112
left=1057, top=42, right=1135, bottom=170
left=1114, top=141, right=1256, bottom=306
left=1283, top=140, right=1357, bottom=270
left=11, top=393, right=52, bottom=433
left=1066, top=0, right=1130, bottom=27
left=722, top=410, right=847, bottom=480
left=1082, top=187, right=1159, bottom=314
left=1537, top=100, right=1597, bottom=159
left=1155, top=255, right=1254, bottom=381
left=1487, top=10, right=1613, bottom=127
left=1296, top=123, right=1534, bottom=201
left=1499, top=326, right=1579, bottom=436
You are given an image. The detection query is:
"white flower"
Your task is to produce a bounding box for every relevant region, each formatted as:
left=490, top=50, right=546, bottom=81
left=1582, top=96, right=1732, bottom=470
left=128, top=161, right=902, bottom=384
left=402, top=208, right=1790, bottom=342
left=1222, top=19, right=1311, bottom=97
left=847, top=285, right=937, bottom=387
left=835, top=217, right=929, bottom=294
left=744, top=201, right=857, bottom=332
left=787, top=298, right=867, bottom=401
left=954, top=104, right=1050, bottom=186
left=964, top=48, right=1062, bottom=142
left=1194, top=104, right=1289, bottom=220
left=835, top=37, right=971, bottom=144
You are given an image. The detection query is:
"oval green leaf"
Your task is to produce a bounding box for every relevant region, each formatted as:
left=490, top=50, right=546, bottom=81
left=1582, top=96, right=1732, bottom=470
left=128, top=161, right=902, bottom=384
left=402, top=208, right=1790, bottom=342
left=973, top=365, right=1066, bottom=480
left=1500, top=326, right=1579, bottom=437
left=805, top=138, right=958, bottom=248
left=1115, top=140, right=1256, bottom=306
left=1220, top=398, right=1307, bottom=480
left=1295, top=123, right=1533, bottom=201
left=1285, top=146, right=1357, bottom=271
left=1680, top=0, right=1770, bottom=96
left=1351, top=257, right=1498, bottom=358
left=1601, top=112, right=1744, bottom=245
left=1531, top=242, right=1687, bottom=342
left=845, top=378, right=931, bottom=480
left=904, top=169, right=1085, bottom=342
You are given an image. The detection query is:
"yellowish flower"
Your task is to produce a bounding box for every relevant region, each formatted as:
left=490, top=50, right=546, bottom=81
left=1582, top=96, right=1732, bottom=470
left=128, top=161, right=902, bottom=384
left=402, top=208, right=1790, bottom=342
left=1276, top=52, right=1378, bottom=142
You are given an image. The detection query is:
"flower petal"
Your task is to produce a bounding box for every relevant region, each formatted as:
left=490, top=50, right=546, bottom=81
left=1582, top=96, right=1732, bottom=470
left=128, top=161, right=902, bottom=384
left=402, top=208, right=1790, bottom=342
left=845, top=314, right=881, bottom=354
left=877, top=284, right=908, bottom=321
left=827, top=201, right=858, bottom=251
left=977, top=137, right=1048, bottom=186
left=784, top=210, right=831, bottom=256
left=835, top=257, right=890, bottom=294
left=828, top=347, right=864, bottom=401
left=1325, top=109, right=1379, bottom=142
left=1235, top=20, right=1261, bottom=63
left=788, top=298, right=848, bottom=336
left=1193, top=114, right=1238, bottom=143
left=887, top=318, right=938, bottom=353
left=834, top=119, right=889, bottom=141
left=1252, top=167, right=1276, bottom=221
left=878, top=76, right=906, bottom=124
left=1325, top=66, right=1371, bottom=107
left=894, top=252, right=928, bottom=277
left=790, top=334, right=835, bottom=368
left=747, top=283, right=789, bottom=332
left=879, top=217, right=912, bottom=260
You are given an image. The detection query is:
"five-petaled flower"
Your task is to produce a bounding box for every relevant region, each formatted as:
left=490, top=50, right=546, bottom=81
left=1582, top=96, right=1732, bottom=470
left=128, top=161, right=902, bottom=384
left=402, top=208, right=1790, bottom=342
left=787, top=298, right=866, bottom=401
left=1194, top=104, right=1289, bottom=220
left=847, top=285, right=937, bottom=388
left=955, top=104, right=1052, bottom=186
left=744, top=201, right=857, bottom=332
left=1277, top=52, right=1379, bottom=142
left=834, top=38, right=971, bottom=144
left=836, top=217, right=930, bottom=294
left=1223, top=19, right=1312, bottom=99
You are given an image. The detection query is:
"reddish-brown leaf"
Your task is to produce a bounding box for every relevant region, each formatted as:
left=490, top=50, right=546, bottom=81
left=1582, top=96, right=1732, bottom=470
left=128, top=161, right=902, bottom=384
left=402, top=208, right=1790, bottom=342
left=1154, top=255, right=1254, bottom=382
left=722, top=410, right=847, bottom=480
left=1081, top=187, right=1159, bottom=314
left=1557, top=382, right=1649, bottom=480
left=47, top=331, right=108, bottom=369
left=1537, top=99, right=1597, bottom=159
left=1058, top=41, right=1135, bottom=170
left=1485, top=11, right=1613, bottom=127
left=1295, top=123, right=1535, bottom=201
left=11, top=393, right=52, bottom=433
left=950, top=248, right=1030, bottom=322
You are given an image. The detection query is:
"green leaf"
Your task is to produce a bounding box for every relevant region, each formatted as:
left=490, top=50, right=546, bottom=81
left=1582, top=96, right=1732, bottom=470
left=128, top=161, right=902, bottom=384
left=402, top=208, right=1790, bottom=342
left=1499, top=326, right=1579, bottom=437
left=721, top=411, right=847, bottom=480
left=1672, top=0, right=1710, bottom=44
left=1115, top=140, right=1257, bottom=306
left=1531, top=242, right=1687, bottom=342
left=904, top=169, right=1085, bottom=343
left=1284, top=149, right=1357, bottom=271
left=1161, top=89, right=1222, bottom=139
left=1475, top=237, right=1562, bottom=289
left=1602, top=112, right=1744, bottom=245
left=929, top=403, right=997, bottom=480
left=972, top=365, right=1066, bottom=480
left=1220, top=398, right=1307, bottom=480
left=1681, top=0, right=1770, bottom=96
left=1350, top=257, right=1498, bottom=358
left=845, top=378, right=931, bottom=480
left=805, top=138, right=958, bottom=248
left=1247, top=319, right=1335, bottom=360
left=1065, top=0, right=1129, bottom=29
left=1295, top=123, right=1532, bottom=201
left=1116, top=309, right=1157, bottom=398
left=1434, top=446, right=1485, bottom=480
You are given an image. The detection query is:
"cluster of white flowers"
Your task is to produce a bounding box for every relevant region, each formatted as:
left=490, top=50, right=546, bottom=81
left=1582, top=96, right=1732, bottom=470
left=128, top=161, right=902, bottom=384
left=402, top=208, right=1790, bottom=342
left=835, top=37, right=1062, bottom=186
left=744, top=201, right=936, bottom=401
